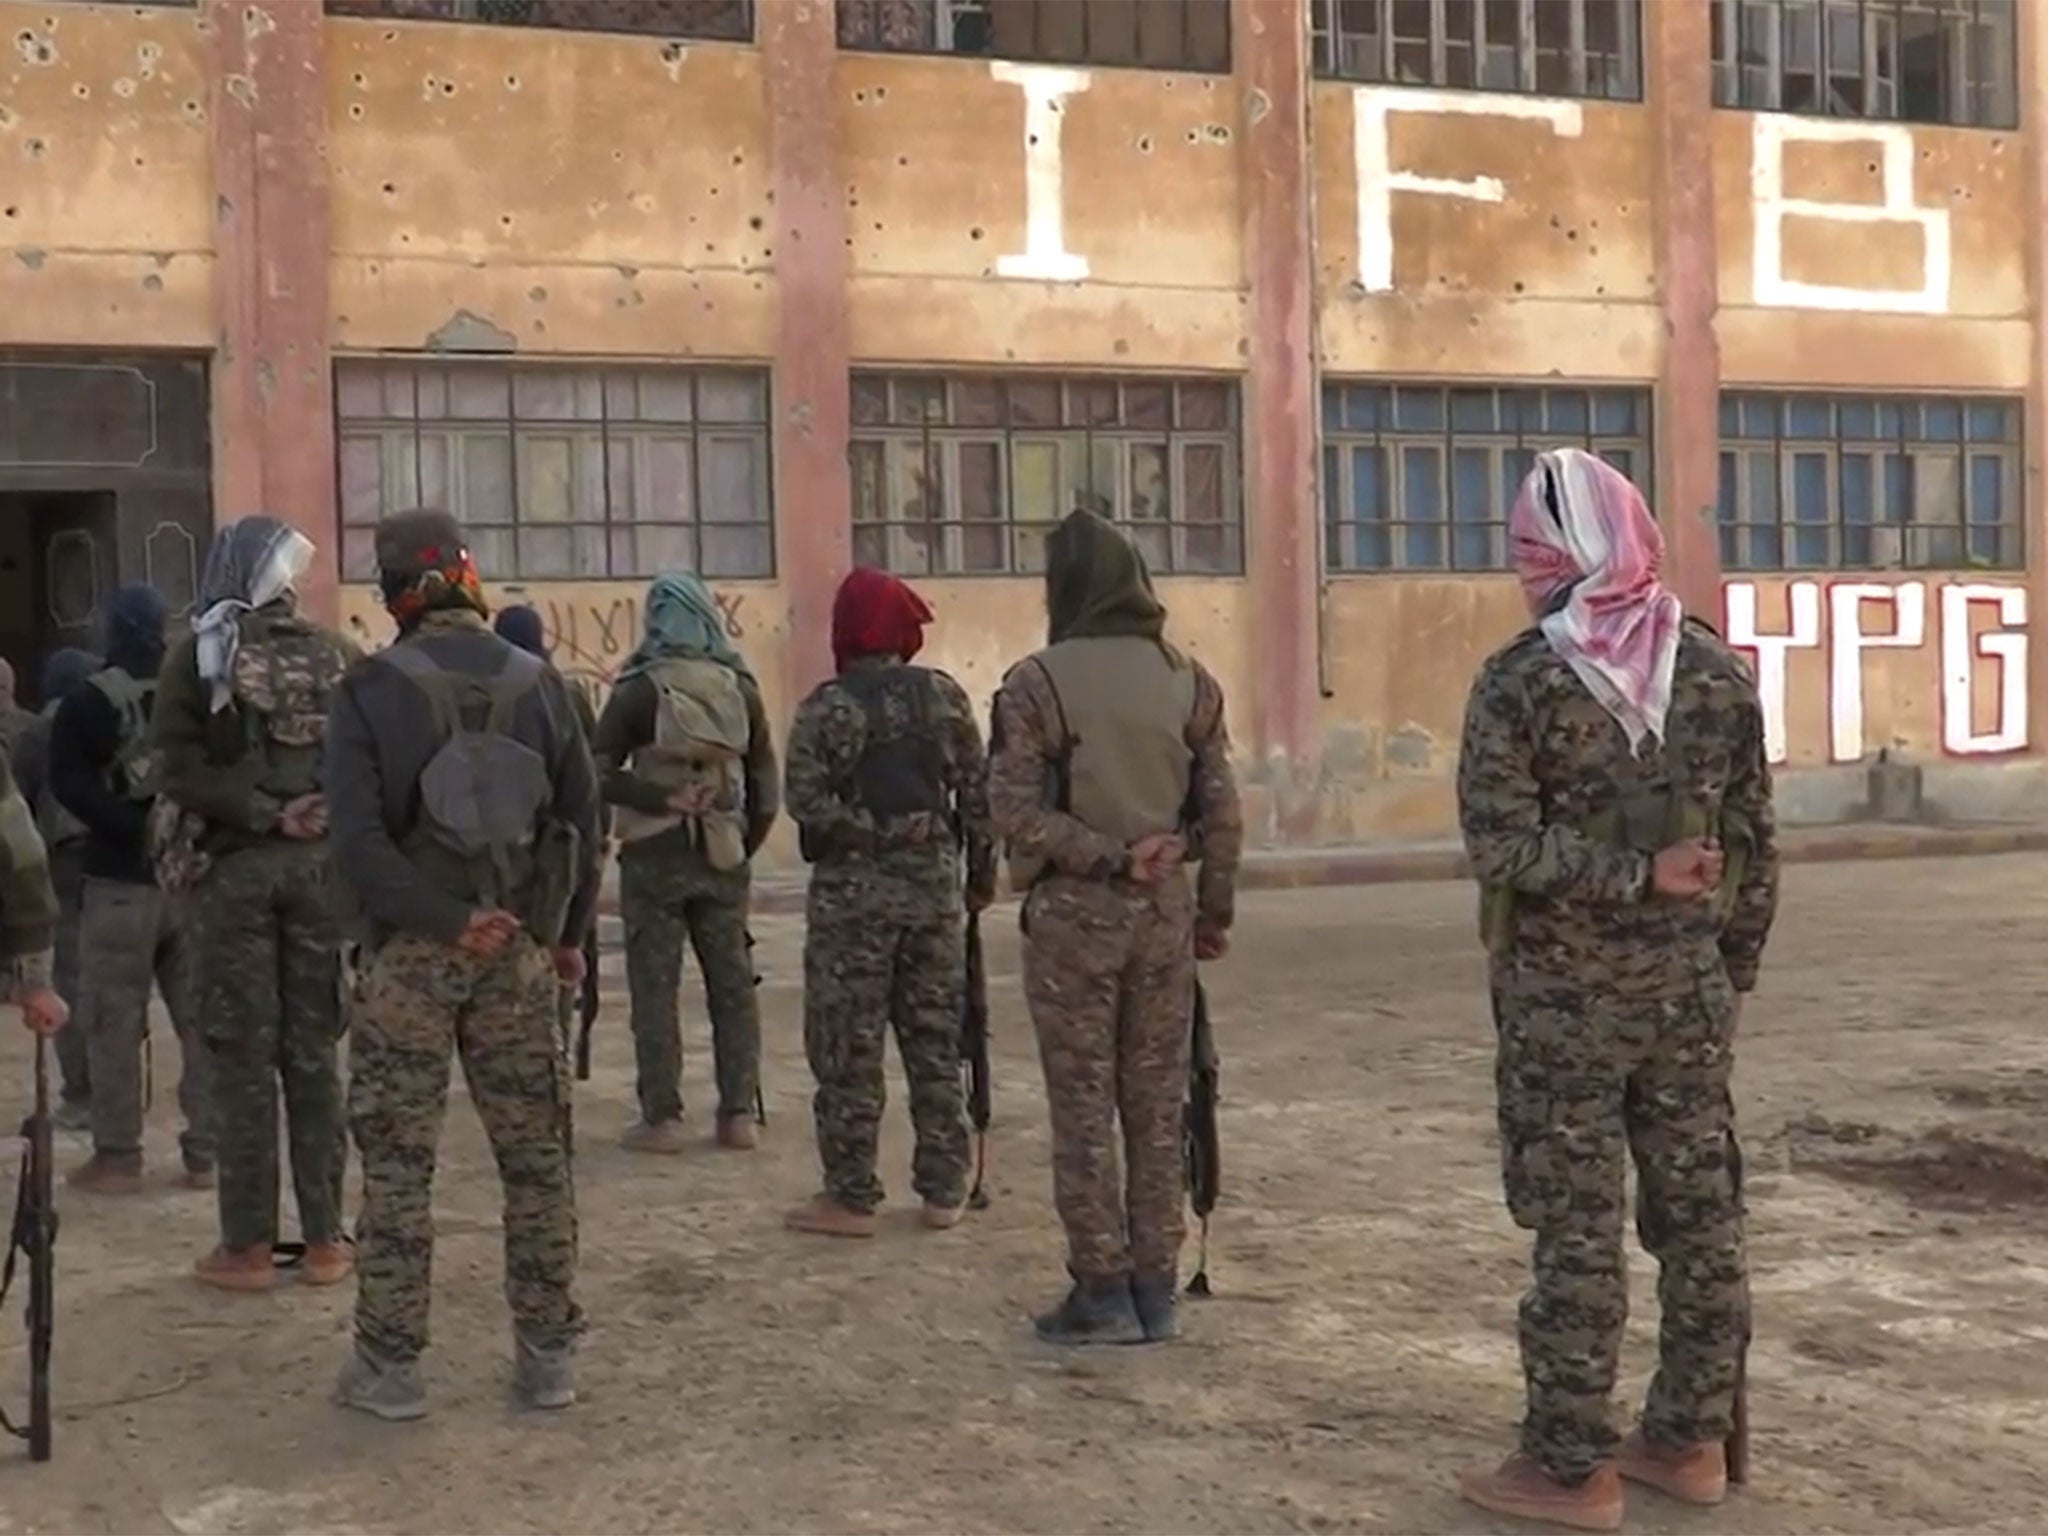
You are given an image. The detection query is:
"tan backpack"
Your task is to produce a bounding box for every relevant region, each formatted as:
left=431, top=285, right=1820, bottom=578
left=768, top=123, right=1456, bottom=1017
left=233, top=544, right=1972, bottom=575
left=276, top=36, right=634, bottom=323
left=614, top=656, right=751, bottom=869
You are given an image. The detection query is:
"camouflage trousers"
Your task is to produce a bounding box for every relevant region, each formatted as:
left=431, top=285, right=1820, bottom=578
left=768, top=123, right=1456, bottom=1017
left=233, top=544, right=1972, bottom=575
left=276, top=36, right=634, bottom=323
left=191, top=842, right=348, bottom=1251
left=1492, top=959, right=1746, bottom=1482
left=79, top=876, right=213, bottom=1168
left=1022, top=873, right=1194, bottom=1281
left=49, top=843, right=89, bottom=1104
left=349, top=932, right=580, bottom=1362
left=619, top=845, right=759, bottom=1124
left=802, top=866, right=969, bottom=1213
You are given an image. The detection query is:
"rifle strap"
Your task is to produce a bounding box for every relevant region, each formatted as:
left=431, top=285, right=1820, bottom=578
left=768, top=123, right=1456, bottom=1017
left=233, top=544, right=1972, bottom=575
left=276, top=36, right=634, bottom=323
left=0, top=1116, right=31, bottom=1442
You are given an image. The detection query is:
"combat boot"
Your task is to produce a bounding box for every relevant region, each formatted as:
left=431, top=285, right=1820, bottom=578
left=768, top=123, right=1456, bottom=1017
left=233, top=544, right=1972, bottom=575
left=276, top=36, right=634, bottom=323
left=1033, top=1276, right=1145, bottom=1346
left=1458, top=1454, right=1623, bottom=1533
left=1132, top=1272, right=1180, bottom=1342
left=68, top=1152, right=143, bottom=1195
left=302, top=1239, right=356, bottom=1287
left=334, top=1344, right=427, bottom=1422
left=783, top=1194, right=877, bottom=1238
left=512, top=1333, right=576, bottom=1410
left=1617, top=1432, right=1727, bottom=1506
left=620, top=1116, right=689, bottom=1155
left=920, top=1198, right=966, bottom=1230
left=716, top=1114, right=760, bottom=1151
left=194, top=1244, right=275, bottom=1293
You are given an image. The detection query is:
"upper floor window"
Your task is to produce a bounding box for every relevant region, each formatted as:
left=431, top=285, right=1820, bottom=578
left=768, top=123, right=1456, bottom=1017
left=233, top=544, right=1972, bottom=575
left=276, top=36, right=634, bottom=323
left=1313, top=0, right=1642, bottom=100
left=851, top=371, right=1242, bottom=577
left=1323, top=381, right=1650, bottom=573
left=336, top=360, right=774, bottom=583
left=325, top=0, right=753, bottom=42
left=1719, top=392, right=2022, bottom=571
left=837, top=0, right=1231, bottom=72
left=1711, top=0, right=2017, bottom=128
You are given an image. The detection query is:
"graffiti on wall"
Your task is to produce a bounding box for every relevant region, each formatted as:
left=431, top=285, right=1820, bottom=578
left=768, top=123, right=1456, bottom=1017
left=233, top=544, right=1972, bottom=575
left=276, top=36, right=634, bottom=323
left=1725, top=579, right=2026, bottom=765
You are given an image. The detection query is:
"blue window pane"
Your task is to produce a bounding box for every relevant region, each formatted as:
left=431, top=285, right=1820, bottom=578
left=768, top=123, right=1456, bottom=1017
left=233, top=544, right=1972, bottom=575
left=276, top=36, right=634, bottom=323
left=1921, top=400, right=1963, bottom=439
left=1594, top=391, right=1636, bottom=434
left=1350, top=445, right=1389, bottom=521
left=1356, top=527, right=1392, bottom=569
left=1969, top=453, right=2005, bottom=523
left=1322, top=444, right=1340, bottom=521
left=1747, top=524, right=1784, bottom=568
left=1884, top=453, right=1912, bottom=524
left=1968, top=525, right=2001, bottom=564
left=1839, top=399, right=1878, bottom=438
left=1402, top=445, right=1444, bottom=567
left=1875, top=400, right=1905, bottom=438
left=1747, top=452, right=1779, bottom=523
left=1791, top=453, right=1830, bottom=564
left=1393, top=388, right=1443, bottom=432
left=1718, top=396, right=1740, bottom=436
left=1719, top=525, right=1740, bottom=569
left=1601, top=449, right=1636, bottom=486
left=1842, top=453, right=1874, bottom=524
left=1546, top=391, right=1589, bottom=434
left=1450, top=389, right=1494, bottom=432
left=1787, top=397, right=1832, bottom=437
left=1843, top=526, right=1873, bottom=566
left=1321, top=389, right=1344, bottom=432
left=1452, top=447, right=1493, bottom=568
left=1740, top=396, right=1779, bottom=438
left=1500, top=390, right=1543, bottom=433
left=1717, top=451, right=1738, bottom=523
left=1502, top=447, right=1536, bottom=507
left=1345, top=386, right=1387, bottom=432
left=1968, top=401, right=2015, bottom=441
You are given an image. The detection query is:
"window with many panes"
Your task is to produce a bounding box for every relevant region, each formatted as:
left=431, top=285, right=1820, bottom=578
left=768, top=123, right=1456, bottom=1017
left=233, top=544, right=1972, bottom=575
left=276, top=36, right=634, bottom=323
left=1313, top=0, right=1642, bottom=99
left=850, top=372, right=1241, bottom=577
left=1323, top=382, right=1651, bottom=572
left=335, top=361, right=774, bottom=583
left=837, top=0, right=1230, bottom=71
left=325, top=0, right=752, bottom=42
left=1718, top=393, right=2022, bottom=571
left=1711, top=0, right=2016, bottom=127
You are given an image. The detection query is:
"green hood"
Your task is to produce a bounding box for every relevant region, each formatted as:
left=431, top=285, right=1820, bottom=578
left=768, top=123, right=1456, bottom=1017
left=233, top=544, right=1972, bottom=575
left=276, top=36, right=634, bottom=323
left=1044, top=509, right=1167, bottom=645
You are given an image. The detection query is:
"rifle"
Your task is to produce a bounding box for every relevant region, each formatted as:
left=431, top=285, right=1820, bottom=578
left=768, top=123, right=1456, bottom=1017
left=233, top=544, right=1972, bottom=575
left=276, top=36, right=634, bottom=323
left=573, top=924, right=599, bottom=1081
left=3, top=1035, right=57, bottom=1462
left=961, top=912, right=992, bottom=1210
left=1184, top=979, right=1220, bottom=1297
left=1727, top=1126, right=1751, bottom=1485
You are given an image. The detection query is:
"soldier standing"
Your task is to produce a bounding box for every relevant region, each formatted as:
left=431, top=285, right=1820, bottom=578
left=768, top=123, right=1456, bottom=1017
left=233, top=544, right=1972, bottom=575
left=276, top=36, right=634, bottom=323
left=11, top=646, right=101, bottom=1125
left=989, top=508, right=1241, bottom=1346
left=591, top=573, right=777, bottom=1154
left=153, top=516, right=361, bottom=1293
left=783, top=568, right=993, bottom=1238
left=1, top=743, right=68, bottom=1040
left=326, top=510, right=601, bottom=1421
left=49, top=586, right=214, bottom=1193
left=1455, top=450, right=1778, bottom=1532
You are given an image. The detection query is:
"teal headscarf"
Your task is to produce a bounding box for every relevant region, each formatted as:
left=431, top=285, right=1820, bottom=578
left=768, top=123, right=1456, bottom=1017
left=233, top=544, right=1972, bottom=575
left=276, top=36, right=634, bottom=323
left=619, top=573, right=750, bottom=682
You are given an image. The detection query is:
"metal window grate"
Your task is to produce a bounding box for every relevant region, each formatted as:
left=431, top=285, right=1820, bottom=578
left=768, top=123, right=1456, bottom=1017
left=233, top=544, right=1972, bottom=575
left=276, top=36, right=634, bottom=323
left=1312, top=0, right=1644, bottom=101
left=333, top=359, right=775, bottom=582
left=1718, top=391, right=2023, bottom=571
left=849, top=371, right=1242, bottom=576
left=324, top=0, right=753, bottom=42
left=1709, top=0, right=2017, bottom=128
left=1321, top=381, right=1652, bottom=573
left=836, top=0, right=1231, bottom=73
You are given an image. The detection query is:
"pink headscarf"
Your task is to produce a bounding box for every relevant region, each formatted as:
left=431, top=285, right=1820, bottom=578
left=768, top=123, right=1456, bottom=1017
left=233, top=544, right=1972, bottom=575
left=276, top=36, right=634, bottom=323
left=1508, top=448, right=1682, bottom=751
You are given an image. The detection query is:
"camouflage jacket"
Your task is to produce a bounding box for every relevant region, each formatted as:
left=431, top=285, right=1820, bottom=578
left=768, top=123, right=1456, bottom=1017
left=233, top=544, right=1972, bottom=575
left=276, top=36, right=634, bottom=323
left=785, top=657, right=994, bottom=899
left=1457, top=618, right=1779, bottom=993
left=0, top=747, right=56, bottom=999
left=989, top=649, right=1242, bottom=929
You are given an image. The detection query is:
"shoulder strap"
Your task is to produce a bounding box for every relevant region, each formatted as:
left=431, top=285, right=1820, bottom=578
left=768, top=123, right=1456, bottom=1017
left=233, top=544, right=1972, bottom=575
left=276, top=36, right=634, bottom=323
left=377, top=643, right=461, bottom=737
left=484, top=650, right=545, bottom=735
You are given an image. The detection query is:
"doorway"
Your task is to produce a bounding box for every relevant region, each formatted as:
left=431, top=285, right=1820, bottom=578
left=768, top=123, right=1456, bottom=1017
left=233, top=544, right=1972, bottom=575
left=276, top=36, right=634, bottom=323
left=0, top=491, right=117, bottom=707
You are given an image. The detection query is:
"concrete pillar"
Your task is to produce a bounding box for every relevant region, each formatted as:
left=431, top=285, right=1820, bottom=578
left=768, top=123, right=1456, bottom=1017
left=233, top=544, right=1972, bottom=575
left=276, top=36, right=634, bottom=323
left=1235, top=0, right=1321, bottom=839
left=1644, top=0, right=1722, bottom=625
left=207, top=0, right=337, bottom=621
left=764, top=0, right=853, bottom=693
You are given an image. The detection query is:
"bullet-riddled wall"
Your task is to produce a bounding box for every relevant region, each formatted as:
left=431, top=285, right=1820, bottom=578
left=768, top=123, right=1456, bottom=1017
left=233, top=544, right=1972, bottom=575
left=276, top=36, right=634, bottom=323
left=2, top=0, right=2042, bottom=859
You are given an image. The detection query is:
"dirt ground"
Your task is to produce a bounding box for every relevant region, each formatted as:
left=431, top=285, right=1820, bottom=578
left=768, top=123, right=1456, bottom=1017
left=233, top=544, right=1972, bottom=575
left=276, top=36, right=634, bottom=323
left=5, top=853, right=2048, bottom=1534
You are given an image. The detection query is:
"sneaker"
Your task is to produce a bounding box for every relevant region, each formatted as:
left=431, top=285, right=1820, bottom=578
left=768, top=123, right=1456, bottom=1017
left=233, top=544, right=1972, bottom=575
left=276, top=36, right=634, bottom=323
left=715, top=1114, right=760, bottom=1151
left=920, top=1199, right=965, bottom=1231
left=620, top=1117, right=688, bottom=1155
left=302, top=1239, right=356, bottom=1288
left=194, top=1245, right=276, bottom=1294
left=782, top=1194, right=877, bottom=1239
left=54, top=1098, right=92, bottom=1134
left=68, top=1153, right=144, bottom=1195
left=1617, top=1431, right=1728, bottom=1506
left=512, top=1334, right=576, bottom=1411
left=1458, top=1454, right=1623, bottom=1533
left=1132, top=1272, right=1180, bottom=1342
left=334, top=1345, right=427, bottom=1423
left=1033, top=1278, right=1146, bottom=1347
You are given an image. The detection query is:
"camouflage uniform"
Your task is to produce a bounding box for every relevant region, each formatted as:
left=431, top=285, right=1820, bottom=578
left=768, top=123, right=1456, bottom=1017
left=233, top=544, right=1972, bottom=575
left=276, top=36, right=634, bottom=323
left=154, top=602, right=361, bottom=1252
left=13, top=658, right=98, bottom=1108
left=785, top=656, right=994, bottom=1212
left=1457, top=618, right=1779, bottom=1483
left=0, top=747, right=58, bottom=1009
left=593, top=666, right=778, bottom=1128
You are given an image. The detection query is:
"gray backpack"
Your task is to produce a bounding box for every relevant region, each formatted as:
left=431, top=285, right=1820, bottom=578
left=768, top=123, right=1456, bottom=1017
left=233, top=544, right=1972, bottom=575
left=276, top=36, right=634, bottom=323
left=379, top=642, right=552, bottom=907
